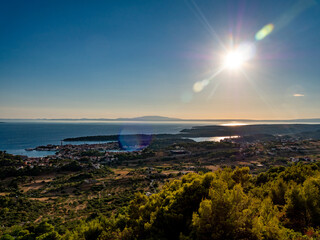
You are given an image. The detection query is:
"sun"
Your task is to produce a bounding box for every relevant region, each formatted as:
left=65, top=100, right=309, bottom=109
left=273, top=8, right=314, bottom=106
left=193, top=42, right=256, bottom=93
left=223, top=43, right=255, bottom=70
left=223, top=50, right=245, bottom=70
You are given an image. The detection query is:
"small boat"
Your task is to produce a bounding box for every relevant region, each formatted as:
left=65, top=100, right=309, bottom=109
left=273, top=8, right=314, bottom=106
left=25, top=148, right=34, bottom=151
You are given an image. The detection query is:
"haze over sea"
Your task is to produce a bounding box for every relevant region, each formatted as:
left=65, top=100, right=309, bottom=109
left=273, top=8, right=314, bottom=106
left=1, top=119, right=320, bottom=157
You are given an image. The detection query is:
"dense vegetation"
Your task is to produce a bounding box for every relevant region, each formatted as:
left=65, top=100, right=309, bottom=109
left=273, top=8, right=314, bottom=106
left=3, top=162, right=320, bottom=239
left=181, top=124, right=320, bottom=138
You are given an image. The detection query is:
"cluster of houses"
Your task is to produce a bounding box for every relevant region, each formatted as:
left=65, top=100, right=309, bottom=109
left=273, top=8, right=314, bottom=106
left=239, top=140, right=318, bottom=164
left=15, top=157, right=53, bottom=170
left=16, top=143, right=124, bottom=170
left=56, top=143, right=119, bottom=157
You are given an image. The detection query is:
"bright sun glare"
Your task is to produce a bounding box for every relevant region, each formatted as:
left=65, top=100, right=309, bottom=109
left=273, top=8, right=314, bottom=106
left=193, top=43, right=256, bottom=92
left=224, top=50, right=245, bottom=70
left=223, top=43, right=255, bottom=71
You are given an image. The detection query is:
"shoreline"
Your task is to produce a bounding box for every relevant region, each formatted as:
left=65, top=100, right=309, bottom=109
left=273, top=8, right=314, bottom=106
left=3, top=123, right=320, bottom=158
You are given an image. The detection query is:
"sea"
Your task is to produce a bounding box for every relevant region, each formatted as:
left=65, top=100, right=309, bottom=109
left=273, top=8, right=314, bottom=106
left=0, top=121, right=204, bottom=157
left=1, top=120, right=320, bottom=157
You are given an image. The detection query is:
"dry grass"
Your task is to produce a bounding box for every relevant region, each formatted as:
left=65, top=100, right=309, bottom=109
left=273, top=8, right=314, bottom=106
left=205, top=165, right=220, bottom=171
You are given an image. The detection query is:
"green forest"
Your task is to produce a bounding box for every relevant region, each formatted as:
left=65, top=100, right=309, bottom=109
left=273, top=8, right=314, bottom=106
left=3, top=162, right=320, bottom=239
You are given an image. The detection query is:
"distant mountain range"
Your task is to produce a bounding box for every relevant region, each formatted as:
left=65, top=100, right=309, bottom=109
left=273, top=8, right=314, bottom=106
left=0, top=116, right=181, bottom=121
left=1, top=116, right=320, bottom=122
left=115, top=116, right=181, bottom=121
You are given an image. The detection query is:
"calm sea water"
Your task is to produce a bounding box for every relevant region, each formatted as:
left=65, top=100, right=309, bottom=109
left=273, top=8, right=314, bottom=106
left=0, top=121, right=200, bottom=157
left=1, top=120, right=320, bottom=157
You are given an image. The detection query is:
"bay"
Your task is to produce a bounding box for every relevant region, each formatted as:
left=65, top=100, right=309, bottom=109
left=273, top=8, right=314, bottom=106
left=0, top=121, right=198, bottom=157
left=1, top=119, right=320, bottom=157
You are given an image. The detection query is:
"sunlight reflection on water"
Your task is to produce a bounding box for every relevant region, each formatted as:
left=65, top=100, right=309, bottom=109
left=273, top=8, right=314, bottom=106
left=188, top=136, right=240, bottom=142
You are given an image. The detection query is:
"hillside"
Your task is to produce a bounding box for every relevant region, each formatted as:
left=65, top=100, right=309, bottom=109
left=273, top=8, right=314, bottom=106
left=2, top=138, right=320, bottom=240
left=3, top=163, right=320, bottom=239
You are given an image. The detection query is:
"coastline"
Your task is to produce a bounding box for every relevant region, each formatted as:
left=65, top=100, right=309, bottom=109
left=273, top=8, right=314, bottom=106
left=3, top=122, right=320, bottom=158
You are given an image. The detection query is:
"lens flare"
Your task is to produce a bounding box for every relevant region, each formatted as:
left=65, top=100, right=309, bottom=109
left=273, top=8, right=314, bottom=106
left=255, top=23, right=274, bottom=41
left=192, top=66, right=225, bottom=93
left=238, top=42, right=256, bottom=61
left=193, top=79, right=209, bottom=93
left=118, top=134, right=152, bottom=151
left=118, top=125, right=153, bottom=151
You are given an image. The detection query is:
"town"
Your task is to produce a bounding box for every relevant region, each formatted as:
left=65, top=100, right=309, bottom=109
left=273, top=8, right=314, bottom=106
left=16, top=135, right=320, bottom=170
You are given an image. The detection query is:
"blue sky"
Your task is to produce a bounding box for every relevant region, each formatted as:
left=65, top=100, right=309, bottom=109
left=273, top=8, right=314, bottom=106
left=1, top=0, right=320, bottom=119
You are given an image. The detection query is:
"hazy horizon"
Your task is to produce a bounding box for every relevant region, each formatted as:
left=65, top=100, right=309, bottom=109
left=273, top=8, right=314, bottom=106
left=2, top=115, right=320, bottom=121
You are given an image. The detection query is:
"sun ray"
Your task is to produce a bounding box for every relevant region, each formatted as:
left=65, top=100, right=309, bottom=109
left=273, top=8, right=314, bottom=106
left=187, top=0, right=227, bottom=50
left=207, top=78, right=222, bottom=100
left=193, top=66, right=225, bottom=93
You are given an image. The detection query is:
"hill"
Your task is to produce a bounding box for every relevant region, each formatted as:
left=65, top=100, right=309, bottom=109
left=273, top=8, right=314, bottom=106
left=3, top=163, right=320, bottom=239
left=115, top=115, right=181, bottom=121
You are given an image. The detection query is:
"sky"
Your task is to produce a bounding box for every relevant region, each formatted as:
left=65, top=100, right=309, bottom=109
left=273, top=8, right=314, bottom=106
left=0, top=0, right=320, bottom=120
